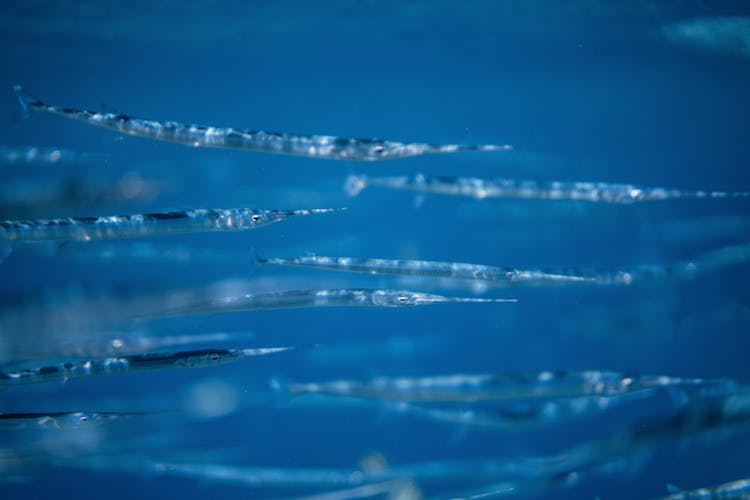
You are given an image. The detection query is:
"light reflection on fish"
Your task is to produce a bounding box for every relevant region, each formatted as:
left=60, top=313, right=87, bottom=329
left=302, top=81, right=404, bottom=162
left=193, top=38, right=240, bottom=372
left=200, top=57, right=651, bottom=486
left=13, top=86, right=511, bottom=161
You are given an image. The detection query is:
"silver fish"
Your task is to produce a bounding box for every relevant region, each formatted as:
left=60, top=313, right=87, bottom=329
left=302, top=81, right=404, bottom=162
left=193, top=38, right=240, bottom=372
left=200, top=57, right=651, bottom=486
left=257, top=254, right=592, bottom=286
left=657, top=478, right=750, bottom=500
left=0, top=346, right=294, bottom=386
left=0, top=145, right=107, bottom=165
left=345, top=173, right=750, bottom=203
left=13, top=86, right=511, bottom=161
left=0, top=411, right=150, bottom=430
left=283, top=371, right=735, bottom=403
left=147, top=288, right=516, bottom=318
left=397, top=396, right=620, bottom=431
left=0, top=207, right=340, bottom=242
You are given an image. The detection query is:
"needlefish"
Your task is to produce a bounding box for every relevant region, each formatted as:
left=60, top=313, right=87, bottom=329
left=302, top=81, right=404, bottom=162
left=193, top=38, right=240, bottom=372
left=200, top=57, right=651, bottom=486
left=256, top=254, right=592, bottom=286
left=0, top=145, right=107, bottom=165
left=656, top=478, right=750, bottom=500
left=0, top=411, right=151, bottom=430
left=346, top=173, right=750, bottom=203
left=0, top=207, right=340, bottom=242
left=0, top=346, right=294, bottom=386
left=145, top=289, right=516, bottom=318
left=280, top=371, right=736, bottom=403
left=13, top=85, right=511, bottom=161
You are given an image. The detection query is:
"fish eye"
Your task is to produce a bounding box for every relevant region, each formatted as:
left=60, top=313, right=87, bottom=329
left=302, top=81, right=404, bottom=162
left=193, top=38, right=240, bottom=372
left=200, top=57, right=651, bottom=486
left=78, top=415, right=88, bottom=422
left=505, top=271, right=514, bottom=279
left=210, top=353, right=220, bottom=361
left=373, top=145, right=384, bottom=153
left=251, top=214, right=260, bottom=223
left=397, top=296, right=408, bottom=304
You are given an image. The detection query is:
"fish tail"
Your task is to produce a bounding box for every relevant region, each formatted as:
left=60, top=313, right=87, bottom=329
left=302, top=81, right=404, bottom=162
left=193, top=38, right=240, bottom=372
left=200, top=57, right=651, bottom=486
left=344, top=175, right=368, bottom=196
left=268, top=376, right=296, bottom=405
left=0, top=245, right=12, bottom=264
left=249, top=246, right=267, bottom=274
left=12, top=85, right=41, bottom=120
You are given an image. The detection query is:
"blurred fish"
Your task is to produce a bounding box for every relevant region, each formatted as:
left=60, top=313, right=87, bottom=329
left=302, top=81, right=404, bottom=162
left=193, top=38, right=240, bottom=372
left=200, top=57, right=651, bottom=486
left=13, top=85, right=511, bottom=161
left=0, top=145, right=108, bottom=165
left=657, top=477, right=750, bottom=500
left=0, top=207, right=341, bottom=241
left=145, top=288, right=516, bottom=318
left=279, top=371, right=736, bottom=403
left=60, top=389, right=750, bottom=496
left=256, top=254, right=592, bottom=286
left=0, top=172, right=161, bottom=218
left=47, top=330, right=258, bottom=359
left=346, top=173, right=750, bottom=203
left=0, top=411, right=152, bottom=430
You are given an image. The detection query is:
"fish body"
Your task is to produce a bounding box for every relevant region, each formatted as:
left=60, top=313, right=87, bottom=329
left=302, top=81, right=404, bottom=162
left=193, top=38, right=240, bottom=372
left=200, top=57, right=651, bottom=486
left=0, top=346, right=293, bottom=385
left=0, top=411, right=148, bottom=429
left=13, top=86, right=510, bottom=161
left=658, top=478, right=750, bottom=499
left=285, top=371, right=735, bottom=403
left=258, top=254, right=592, bottom=285
left=346, top=173, right=750, bottom=203
left=149, top=288, right=515, bottom=318
left=0, top=207, right=339, bottom=241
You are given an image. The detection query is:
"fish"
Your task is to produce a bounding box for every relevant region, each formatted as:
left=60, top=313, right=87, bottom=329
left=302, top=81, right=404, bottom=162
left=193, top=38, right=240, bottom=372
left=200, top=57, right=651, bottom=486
left=50, top=330, right=258, bottom=359
left=280, top=371, right=736, bottom=403
left=396, top=396, right=622, bottom=431
left=657, top=478, right=750, bottom=500
left=13, top=85, right=511, bottom=161
left=345, top=173, right=750, bottom=203
left=145, top=288, right=516, bottom=318
left=256, top=254, right=592, bottom=286
left=63, top=388, right=750, bottom=497
left=0, top=145, right=108, bottom=165
left=0, top=207, right=341, bottom=242
left=0, top=173, right=161, bottom=219
left=0, top=346, right=294, bottom=386
left=0, top=411, right=152, bottom=430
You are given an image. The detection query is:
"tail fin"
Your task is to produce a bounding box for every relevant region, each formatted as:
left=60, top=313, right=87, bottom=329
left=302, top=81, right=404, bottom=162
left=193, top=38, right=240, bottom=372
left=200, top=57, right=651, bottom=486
left=0, top=245, right=12, bottom=264
left=249, top=246, right=268, bottom=275
left=12, top=85, right=36, bottom=120
left=268, top=376, right=296, bottom=407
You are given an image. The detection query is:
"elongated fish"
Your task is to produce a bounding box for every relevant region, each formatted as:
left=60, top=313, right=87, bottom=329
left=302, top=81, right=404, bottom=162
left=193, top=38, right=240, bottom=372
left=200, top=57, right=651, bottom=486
left=0, top=145, right=107, bottom=165
left=147, top=288, right=516, bottom=318
left=346, top=173, right=750, bottom=203
left=282, top=371, right=736, bottom=403
left=257, top=254, right=592, bottom=285
left=0, top=411, right=151, bottom=430
left=0, top=207, right=340, bottom=242
left=396, top=396, right=621, bottom=431
left=657, top=478, right=750, bottom=500
left=13, top=86, right=511, bottom=161
left=0, top=346, right=293, bottom=386
left=45, top=330, right=258, bottom=359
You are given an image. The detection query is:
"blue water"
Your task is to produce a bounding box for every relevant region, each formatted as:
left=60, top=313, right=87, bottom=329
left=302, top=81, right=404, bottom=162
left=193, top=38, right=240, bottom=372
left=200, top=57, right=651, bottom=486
left=1, top=2, right=750, bottom=499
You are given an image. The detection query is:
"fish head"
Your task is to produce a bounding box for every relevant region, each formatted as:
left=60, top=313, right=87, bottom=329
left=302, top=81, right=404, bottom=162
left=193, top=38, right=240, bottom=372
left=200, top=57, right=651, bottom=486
left=243, top=209, right=279, bottom=228
left=375, top=290, right=447, bottom=307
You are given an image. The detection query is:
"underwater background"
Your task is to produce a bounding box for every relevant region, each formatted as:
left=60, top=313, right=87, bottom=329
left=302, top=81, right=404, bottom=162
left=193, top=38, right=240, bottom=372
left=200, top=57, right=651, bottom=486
left=1, top=1, right=750, bottom=499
